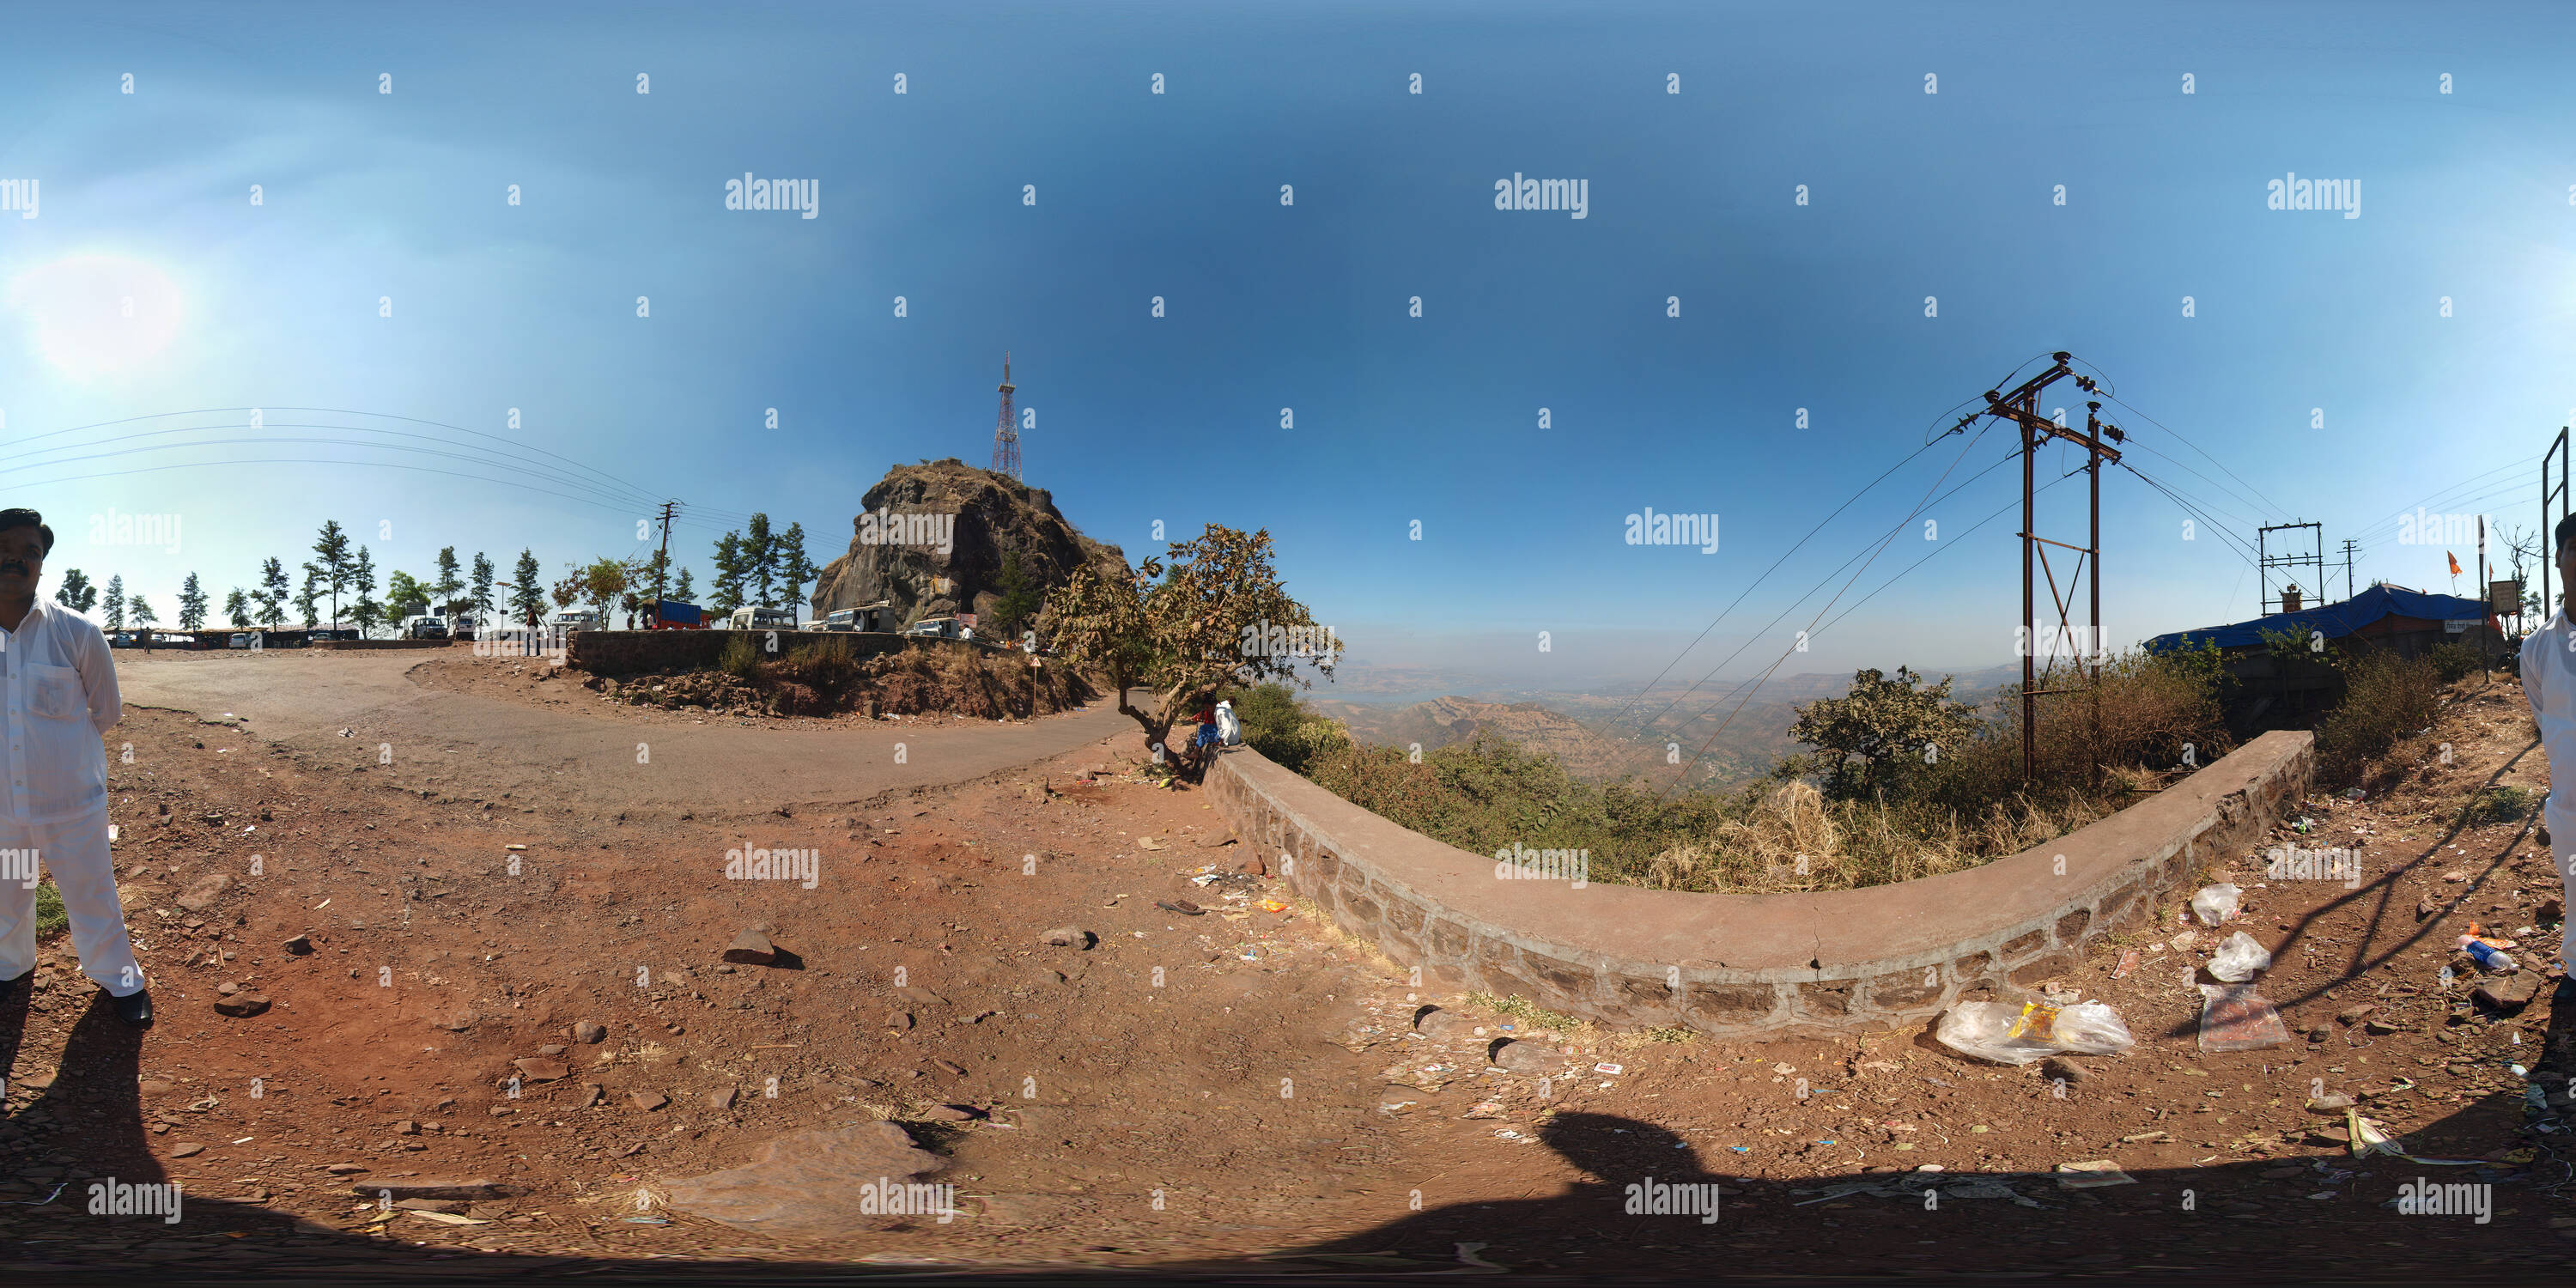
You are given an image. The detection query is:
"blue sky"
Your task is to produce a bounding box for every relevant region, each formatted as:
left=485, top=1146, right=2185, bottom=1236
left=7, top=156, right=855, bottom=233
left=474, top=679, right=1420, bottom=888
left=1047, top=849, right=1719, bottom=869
left=0, top=1, right=2559, bottom=693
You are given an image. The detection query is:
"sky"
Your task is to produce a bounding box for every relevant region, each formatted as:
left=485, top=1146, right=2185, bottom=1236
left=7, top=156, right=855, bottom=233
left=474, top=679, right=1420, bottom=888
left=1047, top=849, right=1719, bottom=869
left=0, top=0, right=2561, bottom=696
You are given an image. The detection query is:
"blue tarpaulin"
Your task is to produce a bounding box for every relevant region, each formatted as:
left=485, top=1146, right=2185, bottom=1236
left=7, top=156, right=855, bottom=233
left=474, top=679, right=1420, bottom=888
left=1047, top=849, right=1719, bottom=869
left=2145, top=585, right=2493, bottom=653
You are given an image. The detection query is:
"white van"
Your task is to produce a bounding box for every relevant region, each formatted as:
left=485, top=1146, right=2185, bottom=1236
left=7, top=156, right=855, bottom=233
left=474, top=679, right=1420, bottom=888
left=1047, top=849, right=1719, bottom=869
left=726, top=605, right=799, bottom=631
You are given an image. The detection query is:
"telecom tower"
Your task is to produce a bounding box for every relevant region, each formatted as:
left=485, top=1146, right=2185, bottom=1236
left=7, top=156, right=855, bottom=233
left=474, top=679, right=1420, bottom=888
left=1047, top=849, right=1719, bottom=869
left=990, top=351, right=1022, bottom=481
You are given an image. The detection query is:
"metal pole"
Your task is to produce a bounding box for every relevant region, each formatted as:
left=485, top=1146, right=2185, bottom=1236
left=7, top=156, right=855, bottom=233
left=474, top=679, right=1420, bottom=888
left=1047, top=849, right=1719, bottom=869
left=2087, top=402, right=2104, bottom=787
left=2021, top=389, right=2037, bottom=784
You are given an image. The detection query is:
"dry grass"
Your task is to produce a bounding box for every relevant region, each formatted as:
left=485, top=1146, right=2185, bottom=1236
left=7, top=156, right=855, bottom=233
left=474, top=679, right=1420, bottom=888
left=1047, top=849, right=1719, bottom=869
left=1636, top=779, right=2111, bottom=895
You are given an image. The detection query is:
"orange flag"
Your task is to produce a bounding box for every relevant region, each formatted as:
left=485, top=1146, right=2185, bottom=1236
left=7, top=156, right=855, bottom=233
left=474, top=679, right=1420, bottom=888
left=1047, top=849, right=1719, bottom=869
left=2447, top=552, right=2463, bottom=575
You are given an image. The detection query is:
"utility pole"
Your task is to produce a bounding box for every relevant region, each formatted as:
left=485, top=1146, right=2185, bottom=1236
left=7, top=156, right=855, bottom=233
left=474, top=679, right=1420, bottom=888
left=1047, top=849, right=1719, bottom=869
left=2257, top=521, right=2326, bottom=614
left=2337, top=538, right=2359, bottom=599
left=2478, top=514, right=2489, bottom=678
left=1968, top=352, right=2124, bottom=784
left=2545, top=428, right=2570, bottom=621
left=653, top=500, right=679, bottom=602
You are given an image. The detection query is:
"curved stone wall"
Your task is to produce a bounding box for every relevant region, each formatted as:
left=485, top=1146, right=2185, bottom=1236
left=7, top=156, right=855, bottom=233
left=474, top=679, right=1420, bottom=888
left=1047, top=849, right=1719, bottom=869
left=1206, top=731, right=2312, bottom=1035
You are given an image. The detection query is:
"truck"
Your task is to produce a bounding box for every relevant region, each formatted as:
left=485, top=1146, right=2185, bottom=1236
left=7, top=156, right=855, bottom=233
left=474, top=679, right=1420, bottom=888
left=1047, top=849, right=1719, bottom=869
left=648, top=600, right=707, bottom=629
left=725, top=605, right=799, bottom=631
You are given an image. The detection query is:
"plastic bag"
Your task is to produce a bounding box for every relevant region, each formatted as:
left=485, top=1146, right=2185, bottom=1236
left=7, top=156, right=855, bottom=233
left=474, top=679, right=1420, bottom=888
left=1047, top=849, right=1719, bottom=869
left=2190, top=883, right=2242, bottom=927
left=1935, top=999, right=2133, bottom=1065
left=2196, top=982, right=2290, bottom=1052
left=2208, top=931, right=2271, bottom=982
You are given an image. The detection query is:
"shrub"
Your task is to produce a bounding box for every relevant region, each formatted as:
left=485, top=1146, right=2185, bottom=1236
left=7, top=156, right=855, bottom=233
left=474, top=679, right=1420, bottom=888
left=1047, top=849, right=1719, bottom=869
left=35, top=882, right=65, bottom=937
left=719, top=633, right=762, bottom=680
left=2312, top=649, right=2440, bottom=786
left=2426, top=641, right=2479, bottom=684
left=2457, top=784, right=2532, bottom=827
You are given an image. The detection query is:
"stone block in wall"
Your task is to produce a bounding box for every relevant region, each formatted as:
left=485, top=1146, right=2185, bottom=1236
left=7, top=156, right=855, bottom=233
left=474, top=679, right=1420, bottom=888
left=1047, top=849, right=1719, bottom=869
left=2007, top=950, right=2080, bottom=987
left=1517, top=948, right=1596, bottom=1000
left=1680, top=982, right=1777, bottom=1027
left=2054, top=908, right=2091, bottom=945
left=1426, top=918, right=1470, bottom=959
left=1862, top=967, right=1943, bottom=1011
left=1947, top=950, right=1994, bottom=981
left=1795, top=981, right=1853, bottom=1018
left=1381, top=895, right=1425, bottom=937
left=2000, top=928, right=2047, bottom=959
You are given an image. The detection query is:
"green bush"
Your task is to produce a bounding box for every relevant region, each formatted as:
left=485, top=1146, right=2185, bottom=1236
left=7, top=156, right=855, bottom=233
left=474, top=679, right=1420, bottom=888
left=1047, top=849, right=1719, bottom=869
left=2312, top=649, right=2440, bottom=786
left=719, top=633, right=763, bottom=680
left=2426, top=641, right=2479, bottom=684
left=35, top=882, right=66, bottom=937
left=2457, top=784, right=2532, bottom=827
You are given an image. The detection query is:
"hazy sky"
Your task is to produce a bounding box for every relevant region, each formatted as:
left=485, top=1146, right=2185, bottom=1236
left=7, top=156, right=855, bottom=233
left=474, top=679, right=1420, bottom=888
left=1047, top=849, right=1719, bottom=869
left=0, top=1, right=2555, bottom=692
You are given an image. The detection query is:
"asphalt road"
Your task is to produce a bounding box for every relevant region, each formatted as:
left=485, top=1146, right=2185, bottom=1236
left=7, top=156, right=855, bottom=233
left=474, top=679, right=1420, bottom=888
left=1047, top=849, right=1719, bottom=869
left=110, top=647, right=1145, bottom=817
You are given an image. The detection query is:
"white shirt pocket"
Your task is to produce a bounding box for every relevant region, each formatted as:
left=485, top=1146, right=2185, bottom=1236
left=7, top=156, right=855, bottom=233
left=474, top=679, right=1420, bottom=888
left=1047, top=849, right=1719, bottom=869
left=27, top=662, right=86, bottom=721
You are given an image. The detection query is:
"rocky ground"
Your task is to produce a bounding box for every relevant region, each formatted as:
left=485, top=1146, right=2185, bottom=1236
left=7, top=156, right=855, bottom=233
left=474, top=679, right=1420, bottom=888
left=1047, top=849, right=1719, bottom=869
left=1, top=657, right=2569, bottom=1279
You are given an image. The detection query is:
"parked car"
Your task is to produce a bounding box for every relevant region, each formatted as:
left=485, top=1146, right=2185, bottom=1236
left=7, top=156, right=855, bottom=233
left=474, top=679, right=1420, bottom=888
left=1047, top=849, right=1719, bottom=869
left=725, top=605, right=799, bottom=631
left=401, top=615, right=450, bottom=640
left=228, top=632, right=256, bottom=650
left=551, top=610, right=602, bottom=632
left=307, top=628, right=361, bottom=642
left=903, top=616, right=961, bottom=641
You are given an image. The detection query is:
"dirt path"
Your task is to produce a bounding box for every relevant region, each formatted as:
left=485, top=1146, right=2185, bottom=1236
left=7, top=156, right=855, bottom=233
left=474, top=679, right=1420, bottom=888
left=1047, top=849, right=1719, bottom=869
left=112, top=648, right=1146, bottom=816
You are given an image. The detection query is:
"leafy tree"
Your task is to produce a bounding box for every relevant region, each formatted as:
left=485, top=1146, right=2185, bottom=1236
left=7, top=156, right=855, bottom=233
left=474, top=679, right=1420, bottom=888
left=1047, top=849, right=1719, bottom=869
left=986, top=549, right=1043, bottom=641
left=507, top=550, right=548, bottom=627
left=672, top=567, right=696, bottom=603
left=1786, top=666, right=1983, bottom=801
left=744, top=513, right=777, bottom=608
left=103, top=575, right=125, bottom=629
left=257, top=557, right=292, bottom=627
left=224, top=587, right=253, bottom=628
left=471, top=551, right=497, bottom=617
left=563, top=556, right=631, bottom=620
left=350, top=546, right=383, bottom=633
left=775, top=521, right=817, bottom=618
left=53, top=568, right=96, bottom=613
left=310, top=519, right=355, bottom=625
left=386, top=570, right=431, bottom=619
left=177, top=573, right=209, bottom=629
left=129, top=594, right=158, bottom=628
left=1043, top=526, right=1332, bottom=755
left=709, top=532, right=747, bottom=614
left=295, top=566, right=324, bottom=629
left=636, top=548, right=671, bottom=606
left=431, top=546, right=465, bottom=614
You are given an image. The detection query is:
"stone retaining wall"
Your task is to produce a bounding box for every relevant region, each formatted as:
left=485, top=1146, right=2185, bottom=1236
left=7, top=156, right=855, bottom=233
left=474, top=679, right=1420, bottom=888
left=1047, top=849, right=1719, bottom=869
left=1206, top=732, right=2312, bottom=1036
left=568, top=629, right=964, bottom=676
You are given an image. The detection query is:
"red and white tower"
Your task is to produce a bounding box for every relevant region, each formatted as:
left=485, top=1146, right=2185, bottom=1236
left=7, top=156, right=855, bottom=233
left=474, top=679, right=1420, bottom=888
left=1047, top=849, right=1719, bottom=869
left=989, top=351, right=1021, bottom=481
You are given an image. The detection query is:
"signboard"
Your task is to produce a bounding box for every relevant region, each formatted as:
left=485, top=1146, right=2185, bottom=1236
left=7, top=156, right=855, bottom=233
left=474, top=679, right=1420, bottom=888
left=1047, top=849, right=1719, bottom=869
left=2443, top=618, right=2482, bottom=634
left=2491, top=580, right=2524, bottom=615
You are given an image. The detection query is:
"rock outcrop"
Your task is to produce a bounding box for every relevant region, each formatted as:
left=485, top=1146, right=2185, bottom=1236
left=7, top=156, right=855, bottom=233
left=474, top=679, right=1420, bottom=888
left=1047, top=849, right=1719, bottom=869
left=809, top=459, right=1128, bottom=631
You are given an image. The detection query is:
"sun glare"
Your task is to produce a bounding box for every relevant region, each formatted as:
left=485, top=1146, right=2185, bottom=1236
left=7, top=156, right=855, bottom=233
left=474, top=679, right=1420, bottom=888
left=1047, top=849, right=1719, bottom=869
left=5, top=253, right=185, bottom=380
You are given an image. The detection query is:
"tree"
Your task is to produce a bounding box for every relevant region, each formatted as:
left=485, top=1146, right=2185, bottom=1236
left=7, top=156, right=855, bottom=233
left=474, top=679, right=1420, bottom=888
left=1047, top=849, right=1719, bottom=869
left=350, top=546, right=383, bottom=633
left=562, top=557, right=631, bottom=620
left=431, top=546, right=465, bottom=614
left=744, top=513, right=778, bottom=608
left=986, top=549, right=1043, bottom=641
left=1043, top=526, right=1334, bottom=755
left=258, top=557, right=291, bottom=627
left=1786, top=666, right=1984, bottom=802
left=53, top=568, right=96, bottom=614
left=471, top=551, right=497, bottom=617
left=177, top=573, right=209, bottom=630
left=224, top=587, right=253, bottom=628
left=508, top=550, right=548, bottom=628
left=636, top=548, right=671, bottom=611
left=310, top=520, right=355, bottom=625
left=295, top=566, right=324, bottom=629
left=386, top=570, right=432, bottom=619
left=775, top=522, right=817, bottom=620
left=709, top=532, right=747, bottom=614
left=672, top=567, right=696, bottom=603
left=103, top=575, right=125, bottom=630
left=128, top=594, right=158, bottom=628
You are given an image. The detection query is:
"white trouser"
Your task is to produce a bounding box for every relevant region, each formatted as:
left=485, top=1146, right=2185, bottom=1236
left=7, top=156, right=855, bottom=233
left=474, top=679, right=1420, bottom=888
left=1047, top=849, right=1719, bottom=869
left=0, top=809, right=144, bottom=994
left=2551, top=803, right=2576, bottom=976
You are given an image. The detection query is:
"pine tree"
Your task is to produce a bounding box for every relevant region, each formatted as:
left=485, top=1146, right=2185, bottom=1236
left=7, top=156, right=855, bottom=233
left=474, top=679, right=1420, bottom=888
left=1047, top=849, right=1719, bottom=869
left=673, top=567, right=696, bottom=603
left=103, top=575, right=126, bottom=629
left=53, top=568, right=94, bottom=613
left=744, top=513, right=778, bottom=608
left=350, top=546, right=382, bottom=633
left=177, top=573, right=210, bottom=629
left=224, top=587, right=253, bottom=628
left=310, top=520, right=355, bottom=625
left=508, top=549, right=547, bottom=628
left=710, top=532, right=747, bottom=614
left=776, top=522, right=817, bottom=620
left=129, top=594, right=158, bottom=628
left=471, top=552, right=496, bottom=617
left=432, top=546, right=465, bottom=614
left=295, top=568, right=323, bottom=629
left=258, top=557, right=291, bottom=627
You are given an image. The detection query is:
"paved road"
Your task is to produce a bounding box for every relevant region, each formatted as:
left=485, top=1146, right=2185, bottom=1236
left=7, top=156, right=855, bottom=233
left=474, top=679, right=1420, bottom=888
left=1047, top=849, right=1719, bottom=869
left=112, top=649, right=1145, bottom=817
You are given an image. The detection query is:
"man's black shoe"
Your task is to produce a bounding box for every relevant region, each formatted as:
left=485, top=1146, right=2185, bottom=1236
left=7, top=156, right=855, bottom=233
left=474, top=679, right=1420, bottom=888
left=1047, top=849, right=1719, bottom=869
left=111, top=988, right=152, bottom=1028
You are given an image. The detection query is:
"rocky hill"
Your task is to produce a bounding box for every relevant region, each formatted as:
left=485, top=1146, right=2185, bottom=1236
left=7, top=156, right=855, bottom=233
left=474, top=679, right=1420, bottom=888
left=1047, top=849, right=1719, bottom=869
left=810, top=459, right=1129, bottom=631
left=1308, top=695, right=1646, bottom=782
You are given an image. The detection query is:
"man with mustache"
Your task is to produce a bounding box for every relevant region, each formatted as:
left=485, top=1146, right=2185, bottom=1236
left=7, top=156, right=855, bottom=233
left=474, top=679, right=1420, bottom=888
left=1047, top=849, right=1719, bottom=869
left=0, top=509, right=150, bottom=1026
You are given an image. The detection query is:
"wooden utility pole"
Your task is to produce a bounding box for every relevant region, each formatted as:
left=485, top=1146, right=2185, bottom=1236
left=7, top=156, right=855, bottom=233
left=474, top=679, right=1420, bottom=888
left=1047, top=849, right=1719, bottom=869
left=654, top=500, right=679, bottom=602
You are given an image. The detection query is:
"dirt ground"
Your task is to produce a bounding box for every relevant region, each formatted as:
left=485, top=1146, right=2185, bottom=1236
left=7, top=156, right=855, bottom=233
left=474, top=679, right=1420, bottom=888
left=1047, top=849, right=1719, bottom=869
left=2, top=650, right=2571, bottom=1280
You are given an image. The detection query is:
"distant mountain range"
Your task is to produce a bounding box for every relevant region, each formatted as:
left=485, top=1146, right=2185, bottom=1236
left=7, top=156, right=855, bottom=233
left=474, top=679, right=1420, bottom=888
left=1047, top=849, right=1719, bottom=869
left=1306, top=663, right=2023, bottom=792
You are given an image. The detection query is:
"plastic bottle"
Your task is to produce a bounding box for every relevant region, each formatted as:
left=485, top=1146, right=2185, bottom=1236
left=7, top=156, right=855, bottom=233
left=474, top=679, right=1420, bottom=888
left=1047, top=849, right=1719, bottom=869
left=2457, top=935, right=2518, bottom=974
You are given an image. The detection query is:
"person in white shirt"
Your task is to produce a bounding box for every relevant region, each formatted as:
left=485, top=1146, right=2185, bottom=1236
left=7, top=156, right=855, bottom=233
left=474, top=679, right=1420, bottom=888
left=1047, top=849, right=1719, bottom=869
left=2521, top=515, right=2576, bottom=1005
left=0, top=509, right=150, bottom=1026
